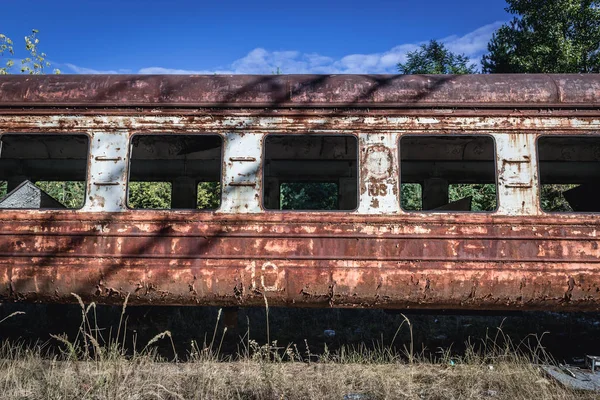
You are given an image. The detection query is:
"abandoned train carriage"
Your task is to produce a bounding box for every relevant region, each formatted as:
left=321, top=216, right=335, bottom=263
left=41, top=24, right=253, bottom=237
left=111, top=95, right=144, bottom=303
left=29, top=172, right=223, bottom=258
left=0, top=74, right=599, bottom=310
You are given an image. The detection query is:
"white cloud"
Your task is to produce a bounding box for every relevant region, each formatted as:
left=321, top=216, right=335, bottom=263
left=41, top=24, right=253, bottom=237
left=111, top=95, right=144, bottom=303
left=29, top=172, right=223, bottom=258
left=65, top=21, right=504, bottom=75
left=442, top=21, right=503, bottom=57
left=63, top=63, right=132, bottom=74
left=137, top=67, right=218, bottom=74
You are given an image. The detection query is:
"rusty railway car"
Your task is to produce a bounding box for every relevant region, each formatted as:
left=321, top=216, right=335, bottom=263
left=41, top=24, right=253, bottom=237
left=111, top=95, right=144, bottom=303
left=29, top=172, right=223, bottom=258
left=0, top=74, right=599, bottom=311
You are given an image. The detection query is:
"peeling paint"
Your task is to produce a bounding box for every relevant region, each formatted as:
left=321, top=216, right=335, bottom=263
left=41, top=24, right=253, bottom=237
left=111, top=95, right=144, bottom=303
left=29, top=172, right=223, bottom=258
left=0, top=74, right=599, bottom=310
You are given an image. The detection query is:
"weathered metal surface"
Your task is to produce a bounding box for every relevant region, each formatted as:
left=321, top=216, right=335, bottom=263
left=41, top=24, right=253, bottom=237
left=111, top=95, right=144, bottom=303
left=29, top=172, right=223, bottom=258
left=0, top=212, right=599, bottom=310
left=358, top=133, right=399, bottom=214
left=221, top=132, right=263, bottom=213
left=495, top=134, right=539, bottom=216
left=1, top=74, right=600, bottom=310
left=85, top=132, right=129, bottom=212
left=2, top=114, right=600, bottom=133
left=1, top=74, right=600, bottom=108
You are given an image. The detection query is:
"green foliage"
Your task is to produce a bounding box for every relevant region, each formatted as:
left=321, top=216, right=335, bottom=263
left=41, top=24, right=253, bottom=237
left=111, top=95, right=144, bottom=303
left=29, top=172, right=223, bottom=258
left=540, top=184, right=577, bottom=212
left=127, top=181, right=221, bottom=210
left=401, top=183, right=497, bottom=212
left=35, top=181, right=85, bottom=209
left=0, top=180, right=84, bottom=208
left=482, top=0, right=600, bottom=73
left=2, top=179, right=221, bottom=210
left=0, top=29, right=60, bottom=75
left=128, top=182, right=172, bottom=209
left=0, top=34, right=14, bottom=74
left=400, top=184, right=422, bottom=211
left=449, top=184, right=497, bottom=212
left=197, top=182, right=221, bottom=209
left=398, top=40, right=477, bottom=74
left=280, top=182, right=338, bottom=210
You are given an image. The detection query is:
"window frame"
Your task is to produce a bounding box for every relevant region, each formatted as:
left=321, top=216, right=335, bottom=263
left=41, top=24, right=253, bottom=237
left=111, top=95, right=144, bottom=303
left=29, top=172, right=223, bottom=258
left=536, top=133, right=600, bottom=215
left=398, top=133, right=499, bottom=214
left=0, top=132, right=91, bottom=211
left=261, top=133, right=360, bottom=212
left=126, top=132, right=224, bottom=212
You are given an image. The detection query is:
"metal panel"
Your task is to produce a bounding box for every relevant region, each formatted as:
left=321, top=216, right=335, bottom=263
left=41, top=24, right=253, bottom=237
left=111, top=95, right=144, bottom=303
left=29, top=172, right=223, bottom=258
left=84, top=132, right=129, bottom=212
left=357, top=133, right=400, bottom=214
left=495, top=133, right=541, bottom=216
left=219, top=133, right=263, bottom=213
left=0, top=212, right=599, bottom=310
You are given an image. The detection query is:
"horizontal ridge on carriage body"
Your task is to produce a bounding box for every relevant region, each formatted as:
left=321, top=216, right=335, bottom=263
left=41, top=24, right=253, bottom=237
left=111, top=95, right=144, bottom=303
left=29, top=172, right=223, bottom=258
left=0, top=74, right=599, bottom=109
left=1, top=74, right=600, bottom=311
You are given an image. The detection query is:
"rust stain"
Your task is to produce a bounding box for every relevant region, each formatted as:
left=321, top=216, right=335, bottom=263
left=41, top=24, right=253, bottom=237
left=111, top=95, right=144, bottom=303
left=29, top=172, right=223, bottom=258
left=0, top=74, right=599, bottom=108
left=0, top=74, right=599, bottom=310
left=0, top=212, right=598, bottom=310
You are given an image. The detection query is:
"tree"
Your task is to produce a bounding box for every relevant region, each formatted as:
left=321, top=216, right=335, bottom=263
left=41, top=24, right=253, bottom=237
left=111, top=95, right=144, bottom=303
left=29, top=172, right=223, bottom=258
left=398, top=40, right=477, bottom=74
left=482, top=0, right=600, bottom=73
left=0, top=29, right=60, bottom=74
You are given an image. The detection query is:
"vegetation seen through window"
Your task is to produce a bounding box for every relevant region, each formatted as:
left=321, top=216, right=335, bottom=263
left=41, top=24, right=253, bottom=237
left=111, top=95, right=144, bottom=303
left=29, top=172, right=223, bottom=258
left=280, top=182, right=338, bottom=210
left=196, top=182, right=221, bottom=209
left=401, top=183, right=496, bottom=211
left=35, top=181, right=85, bottom=209
left=128, top=182, right=172, bottom=210
left=540, top=184, right=577, bottom=212
left=128, top=182, right=221, bottom=210
left=400, top=184, right=422, bottom=211
left=449, top=184, right=496, bottom=211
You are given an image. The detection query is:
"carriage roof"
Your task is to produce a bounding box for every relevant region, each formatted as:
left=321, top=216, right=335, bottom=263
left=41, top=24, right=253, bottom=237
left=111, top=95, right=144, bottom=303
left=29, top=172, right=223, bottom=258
left=0, top=74, right=599, bottom=109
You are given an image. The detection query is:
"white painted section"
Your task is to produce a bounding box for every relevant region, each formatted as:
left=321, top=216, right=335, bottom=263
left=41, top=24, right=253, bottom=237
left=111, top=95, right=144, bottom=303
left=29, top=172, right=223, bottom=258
left=218, top=132, right=264, bottom=213
left=494, top=133, right=541, bottom=216
left=357, top=132, right=400, bottom=214
left=5, top=115, right=600, bottom=133
left=82, top=131, right=129, bottom=212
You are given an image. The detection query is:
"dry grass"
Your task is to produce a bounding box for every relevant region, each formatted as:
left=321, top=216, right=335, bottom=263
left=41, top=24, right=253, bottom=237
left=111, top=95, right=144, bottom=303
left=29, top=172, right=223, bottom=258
left=0, top=297, right=595, bottom=400
left=0, top=349, right=593, bottom=400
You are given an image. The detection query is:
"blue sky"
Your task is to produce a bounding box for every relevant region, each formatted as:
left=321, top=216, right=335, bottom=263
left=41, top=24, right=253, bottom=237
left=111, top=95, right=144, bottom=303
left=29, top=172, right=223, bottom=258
left=1, top=0, right=511, bottom=74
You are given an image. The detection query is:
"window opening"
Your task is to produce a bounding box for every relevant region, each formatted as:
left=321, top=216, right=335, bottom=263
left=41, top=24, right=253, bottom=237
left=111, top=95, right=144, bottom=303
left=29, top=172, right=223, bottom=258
left=0, top=134, right=89, bottom=209
left=400, top=135, right=497, bottom=212
left=127, top=135, right=222, bottom=210
left=538, top=136, right=600, bottom=212
left=263, top=135, right=358, bottom=211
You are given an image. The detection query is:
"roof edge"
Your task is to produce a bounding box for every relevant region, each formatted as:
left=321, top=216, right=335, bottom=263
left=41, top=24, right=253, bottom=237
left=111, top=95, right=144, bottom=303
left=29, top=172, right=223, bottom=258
left=0, top=74, right=598, bottom=108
